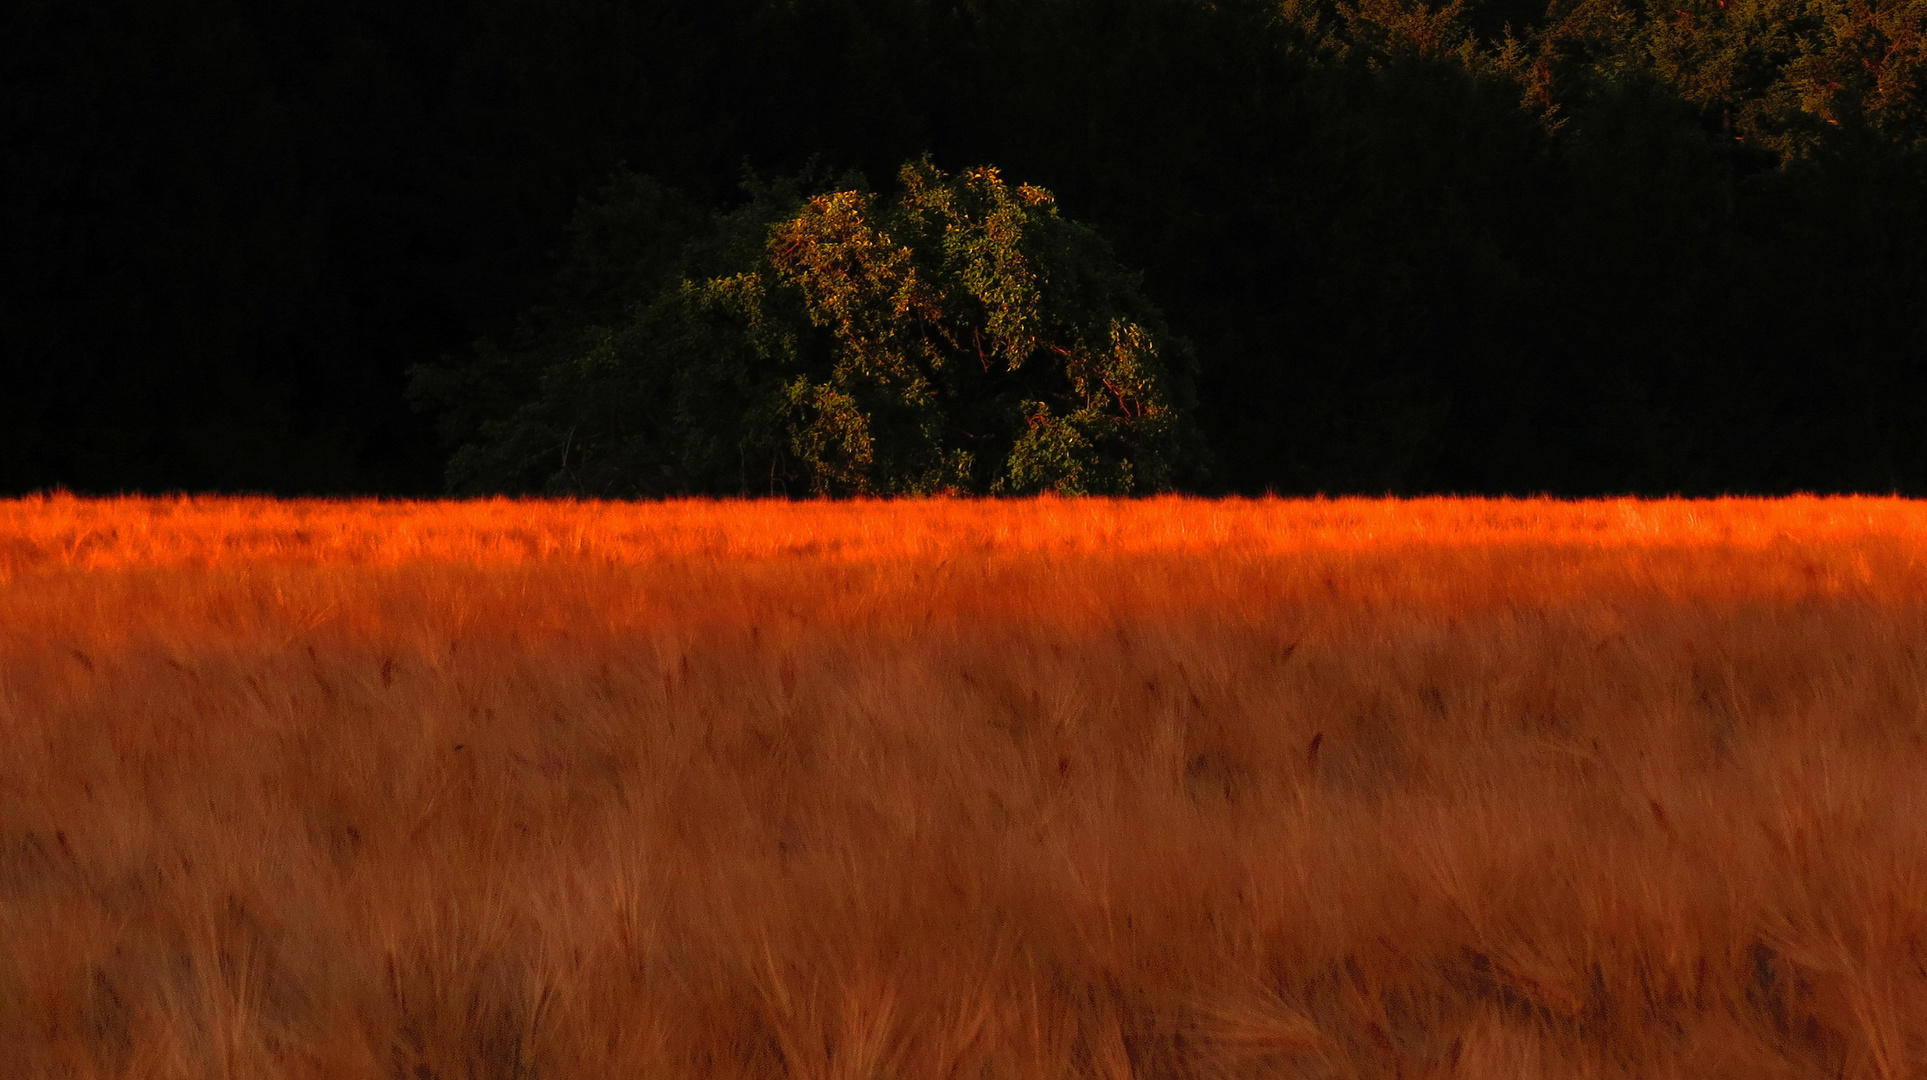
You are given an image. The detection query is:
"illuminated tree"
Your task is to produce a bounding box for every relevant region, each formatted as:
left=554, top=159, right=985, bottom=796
left=418, top=159, right=1204, bottom=496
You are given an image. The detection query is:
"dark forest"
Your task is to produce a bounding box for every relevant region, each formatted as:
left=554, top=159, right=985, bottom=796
left=8, top=0, right=1927, bottom=497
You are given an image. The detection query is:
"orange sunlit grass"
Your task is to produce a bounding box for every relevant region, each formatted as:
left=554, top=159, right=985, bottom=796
left=6, top=495, right=1927, bottom=1079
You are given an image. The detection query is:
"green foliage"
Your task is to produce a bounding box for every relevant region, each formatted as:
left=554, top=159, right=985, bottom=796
left=412, top=160, right=1203, bottom=497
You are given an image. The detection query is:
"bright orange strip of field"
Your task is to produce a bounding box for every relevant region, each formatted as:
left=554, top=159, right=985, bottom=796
left=6, top=496, right=1927, bottom=1080
left=5, top=492, right=1926, bottom=567
left=2, top=495, right=1921, bottom=630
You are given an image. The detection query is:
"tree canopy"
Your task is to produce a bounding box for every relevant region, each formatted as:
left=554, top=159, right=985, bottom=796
left=413, top=161, right=1203, bottom=496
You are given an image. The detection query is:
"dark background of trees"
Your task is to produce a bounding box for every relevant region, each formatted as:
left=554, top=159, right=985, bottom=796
left=8, top=0, right=1927, bottom=497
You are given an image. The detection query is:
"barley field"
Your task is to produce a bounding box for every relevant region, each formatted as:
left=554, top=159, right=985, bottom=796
left=5, top=494, right=1927, bottom=1080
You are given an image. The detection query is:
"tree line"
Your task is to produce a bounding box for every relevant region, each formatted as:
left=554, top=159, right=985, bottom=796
left=8, top=0, right=1927, bottom=496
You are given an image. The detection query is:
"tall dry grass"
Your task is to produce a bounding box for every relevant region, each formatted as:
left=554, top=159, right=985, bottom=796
left=4, top=494, right=1927, bottom=1079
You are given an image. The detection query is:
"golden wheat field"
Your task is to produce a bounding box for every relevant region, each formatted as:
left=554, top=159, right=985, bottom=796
left=6, top=494, right=1927, bottom=1080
